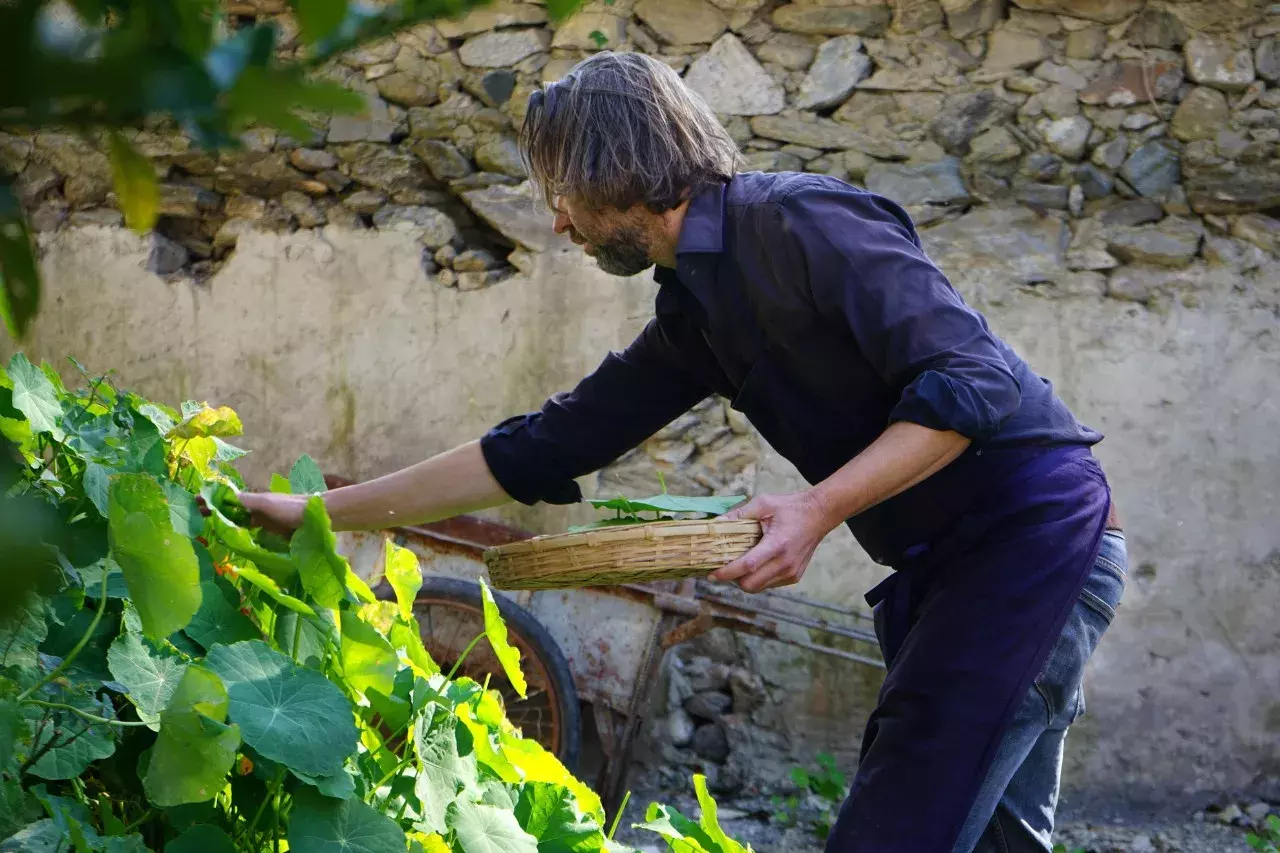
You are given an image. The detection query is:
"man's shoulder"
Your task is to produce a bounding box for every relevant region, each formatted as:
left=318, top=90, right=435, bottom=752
left=725, top=170, right=869, bottom=208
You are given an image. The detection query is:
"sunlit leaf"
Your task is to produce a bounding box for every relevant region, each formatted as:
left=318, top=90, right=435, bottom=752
left=107, top=131, right=159, bottom=234
left=449, top=799, right=539, bottom=853
left=7, top=354, right=63, bottom=439
left=270, top=473, right=292, bottom=493
left=480, top=579, right=526, bottom=699
left=291, top=495, right=349, bottom=608
left=108, top=473, right=202, bottom=640
left=514, top=782, right=606, bottom=853
left=339, top=609, right=395, bottom=698
left=384, top=540, right=422, bottom=621
left=143, top=666, right=240, bottom=807
left=499, top=732, right=602, bottom=823
left=235, top=564, right=315, bottom=616
left=692, top=774, right=749, bottom=853
left=170, top=405, right=243, bottom=439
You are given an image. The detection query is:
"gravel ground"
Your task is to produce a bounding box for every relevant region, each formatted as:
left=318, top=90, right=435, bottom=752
left=611, top=787, right=1274, bottom=853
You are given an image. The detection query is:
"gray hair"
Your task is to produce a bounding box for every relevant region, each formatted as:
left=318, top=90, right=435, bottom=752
left=519, top=51, right=744, bottom=213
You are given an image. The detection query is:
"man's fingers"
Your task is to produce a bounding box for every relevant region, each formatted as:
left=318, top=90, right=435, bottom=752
left=710, top=538, right=778, bottom=582
left=720, top=496, right=770, bottom=522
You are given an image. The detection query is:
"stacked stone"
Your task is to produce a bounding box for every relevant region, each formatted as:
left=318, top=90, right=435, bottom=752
left=1, top=0, right=1277, bottom=305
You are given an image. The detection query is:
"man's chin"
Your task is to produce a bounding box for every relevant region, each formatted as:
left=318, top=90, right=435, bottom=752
left=593, top=255, right=654, bottom=277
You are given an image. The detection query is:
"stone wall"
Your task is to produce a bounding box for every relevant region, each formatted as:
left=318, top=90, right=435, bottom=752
left=3, top=0, right=1280, bottom=806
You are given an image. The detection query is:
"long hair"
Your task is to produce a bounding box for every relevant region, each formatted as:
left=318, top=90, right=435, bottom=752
left=519, top=51, right=743, bottom=213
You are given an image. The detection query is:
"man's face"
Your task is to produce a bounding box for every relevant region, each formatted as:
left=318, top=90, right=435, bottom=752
left=552, top=196, right=654, bottom=277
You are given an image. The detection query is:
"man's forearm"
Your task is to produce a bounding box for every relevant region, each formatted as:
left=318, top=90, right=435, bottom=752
left=808, top=421, right=971, bottom=529
left=323, top=440, right=512, bottom=531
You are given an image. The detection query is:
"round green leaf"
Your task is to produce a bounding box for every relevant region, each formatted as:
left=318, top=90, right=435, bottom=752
left=23, top=692, right=117, bottom=780
left=168, top=824, right=236, bottom=853
left=143, top=666, right=240, bottom=807
left=6, top=354, right=62, bottom=439
left=514, top=782, right=606, bottom=853
left=107, top=629, right=188, bottom=729
left=287, top=786, right=405, bottom=853
left=107, top=473, right=202, bottom=640
left=289, top=454, right=327, bottom=495
left=205, top=640, right=357, bottom=777
left=448, top=800, right=539, bottom=853
left=413, top=712, right=478, bottom=835
left=185, top=577, right=260, bottom=650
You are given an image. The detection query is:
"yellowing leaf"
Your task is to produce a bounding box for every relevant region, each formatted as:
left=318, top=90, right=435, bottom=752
left=384, top=540, right=421, bottom=621
left=408, top=831, right=451, bottom=853
left=479, top=579, right=526, bottom=699
left=171, top=405, right=244, bottom=439
left=498, top=730, right=603, bottom=822
left=108, top=131, right=159, bottom=233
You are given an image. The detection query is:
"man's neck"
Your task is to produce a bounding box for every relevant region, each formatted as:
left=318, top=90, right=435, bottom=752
left=651, top=199, right=690, bottom=269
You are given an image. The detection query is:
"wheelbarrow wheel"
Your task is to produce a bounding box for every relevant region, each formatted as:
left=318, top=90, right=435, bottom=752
left=409, top=576, right=582, bottom=771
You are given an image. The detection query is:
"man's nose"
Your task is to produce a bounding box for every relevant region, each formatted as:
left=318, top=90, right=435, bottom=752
left=552, top=211, right=572, bottom=234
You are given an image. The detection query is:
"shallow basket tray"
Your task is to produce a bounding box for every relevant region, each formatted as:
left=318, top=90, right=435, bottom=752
left=482, top=519, right=763, bottom=590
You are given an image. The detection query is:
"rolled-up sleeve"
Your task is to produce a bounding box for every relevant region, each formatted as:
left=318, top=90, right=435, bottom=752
left=479, top=318, right=710, bottom=506
left=769, top=188, right=1021, bottom=441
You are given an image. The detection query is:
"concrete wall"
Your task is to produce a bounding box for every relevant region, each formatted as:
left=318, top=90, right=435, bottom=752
left=7, top=220, right=1278, bottom=799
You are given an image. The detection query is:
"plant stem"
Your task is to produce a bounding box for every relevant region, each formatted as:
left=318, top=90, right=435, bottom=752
left=608, top=791, right=632, bottom=840
left=446, top=633, right=484, bottom=682
left=291, top=615, right=302, bottom=661
left=240, top=766, right=285, bottom=842
left=121, top=809, right=154, bottom=834
left=18, top=569, right=109, bottom=702
left=372, top=748, right=416, bottom=792
left=22, top=700, right=150, bottom=727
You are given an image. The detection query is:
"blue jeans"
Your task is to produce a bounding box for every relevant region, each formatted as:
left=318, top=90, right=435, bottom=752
left=951, top=531, right=1129, bottom=853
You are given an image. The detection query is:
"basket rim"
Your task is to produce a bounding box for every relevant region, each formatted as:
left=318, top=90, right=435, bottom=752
left=483, top=518, right=762, bottom=560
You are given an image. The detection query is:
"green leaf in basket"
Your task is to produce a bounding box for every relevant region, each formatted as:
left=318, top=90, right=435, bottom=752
left=585, top=494, right=744, bottom=518
left=565, top=517, right=672, bottom=534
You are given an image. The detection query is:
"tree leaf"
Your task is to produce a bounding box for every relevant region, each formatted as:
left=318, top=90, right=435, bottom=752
left=291, top=496, right=349, bottom=609
left=384, top=540, right=421, bottom=622
left=294, top=0, right=350, bottom=45
left=107, top=473, right=202, bottom=640
left=107, top=131, right=159, bottom=234
left=0, top=184, right=40, bottom=340
left=205, top=640, right=358, bottom=777
left=143, top=666, right=241, bottom=807
left=479, top=580, right=526, bottom=699
left=289, top=453, right=327, bottom=494
left=185, top=577, right=260, bottom=650
left=107, top=629, right=189, bottom=730
left=0, top=594, right=47, bottom=669
left=6, top=354, right=62, bottom=439
left=338, top=610, right=395, bottom=698
left=287, top=786, right=405, bottom=853
left=515, top=782, right=606, bottom=853
left=448, top=800, right=539, bottom=853
left=168, top=824, right=236, bottom=853
left=413, top=711, right=478, bottom=835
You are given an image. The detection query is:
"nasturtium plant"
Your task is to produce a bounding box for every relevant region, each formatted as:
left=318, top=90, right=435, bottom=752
left=569, top=491, right=746, bottom=533
left=0, top=354, right=752, bottom=852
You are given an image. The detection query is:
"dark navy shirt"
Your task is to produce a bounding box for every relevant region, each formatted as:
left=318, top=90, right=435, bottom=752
left=481, top=172, right=1102, bottom=567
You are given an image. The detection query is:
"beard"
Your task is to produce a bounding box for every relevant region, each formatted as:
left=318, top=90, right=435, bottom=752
left=590, top=225, right=653, bottom=277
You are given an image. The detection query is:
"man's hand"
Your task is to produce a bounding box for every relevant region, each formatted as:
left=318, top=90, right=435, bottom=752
left=710, top=490, right=839, bottom=593
left=239, top=492, right=310, bottom=533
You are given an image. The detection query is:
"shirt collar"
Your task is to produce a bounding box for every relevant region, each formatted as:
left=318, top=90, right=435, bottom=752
left=675, top=180, right=727, bottom=256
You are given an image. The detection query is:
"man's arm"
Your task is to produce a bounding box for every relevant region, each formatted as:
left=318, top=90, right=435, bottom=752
left=242, top=317, right=711, bottom=532
left=241, top=440, right=508, bottom=531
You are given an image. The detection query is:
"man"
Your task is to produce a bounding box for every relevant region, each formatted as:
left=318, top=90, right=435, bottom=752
left=243, top=52, right=1127, bottom=852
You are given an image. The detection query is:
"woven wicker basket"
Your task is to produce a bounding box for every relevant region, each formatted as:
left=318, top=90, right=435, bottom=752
left=483, top=519, right=763, bottom=590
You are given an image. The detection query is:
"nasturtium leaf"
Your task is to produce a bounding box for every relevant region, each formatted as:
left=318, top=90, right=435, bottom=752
left=168, top=823, right=236, bottom=853
left=107, top=473, right=202, bottom=640
left=390, top=617, right=439, bottom=678
left=289, top=453, right=327, bottom=494
left=0, top=697, right=20, bottom=770
left=212, top=437, right=249, bottom=462
left=0, top=776, right=26, bottom=839
left=0, top=820, right=65, bottom=852
left=82, top=462, right=111, bottom=517
left=692, top=774, right=748, bottom=853
left=274, top=609, right=334, bottom=668
left=269, top=472, right=292, bottom=493
left=134, top=401, right=177, bottom=435
left=479, top=580, right=527, bottom=699
left=234, top=565, right=315, bottom=616
left=293, top=764, right=358, bottom=800
left=176, top=436, right=218, bottom=479
left=162, top=480, right=204, bottom=539
left=291, top=495, right=349, bottom=608
left=205, top=640, right=358, bottom=777
left=0, top=594, right=47, bottom=669
left=357, top=600, right=396, bottom=635
left=499, top=732, right=603, bottom=822
left=515, top=782, right=607, bottom=853
left=6, top=354, right=62, bottom=439
left=23, top=692, right=117, bottom=780
left=210, top=510, right=297, bottom=581
left=170, top=404, right=243, bottom=439
left=347, top=568, right=376, bottom=604
left=408, top=832, right=451, bottom=853
left=459, top=711, right=519, bottom=784
left=634, top=803, right=718, bottom=853
left=413, top=711, right=479, bottom=835
left=143, top=666, right=240, bottom=807
left=288, top=787, right=405, bottom=853
left=480, top=780, right=520, bottom=810
left=339, top=610, right=396, bottom=698
left=107, top=131, right=159, bottom=234
left=107, top=630, right=189, bottom=729
left=585, top=494, right=745, bottom=518
left=185, top=577, right=259, bottom=650
left=448, top=800, right=540, bottom=853
left=118, top=418, right=167, bottom=477
left=384, top=541, right=421, bottom=622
